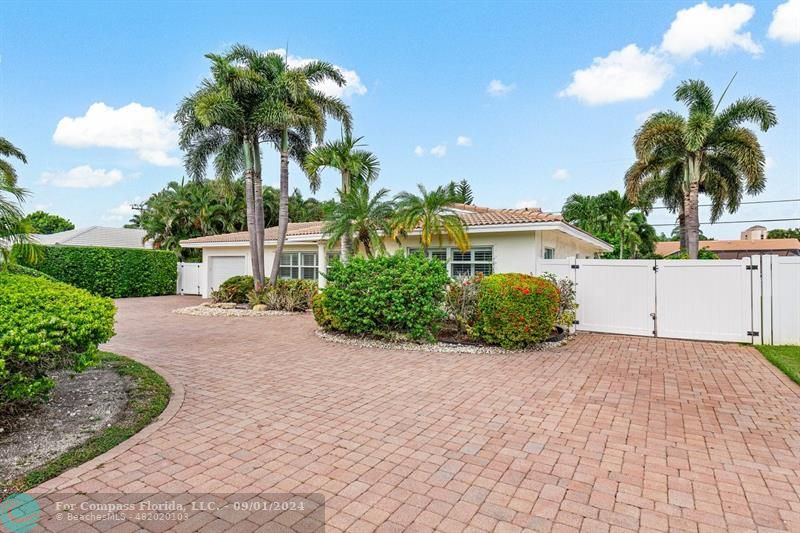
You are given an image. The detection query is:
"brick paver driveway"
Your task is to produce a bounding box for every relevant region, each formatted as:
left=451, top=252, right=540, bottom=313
left=36, top=296, right=800, bottom=532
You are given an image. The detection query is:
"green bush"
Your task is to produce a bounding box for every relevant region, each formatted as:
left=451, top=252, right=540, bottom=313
left=248, top=279, right=316, bottom=312
left=318, top=253, right=450, bottom=341
left=212, top=275, right=258, bottom=304
left=20, top=245, right=177, bottom=298
left=312, top=292, right=334, bottom=330
left=2, top=263, right=55, bottom=280
left=471, top=273, right=560, bottom=349
left=0, top=273, right=116, bottom=412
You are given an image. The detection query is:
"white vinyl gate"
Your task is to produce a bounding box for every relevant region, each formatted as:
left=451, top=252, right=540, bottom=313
left=537, top=255, right=799, bottom=345
left=177, top=262, right=202, bottom=295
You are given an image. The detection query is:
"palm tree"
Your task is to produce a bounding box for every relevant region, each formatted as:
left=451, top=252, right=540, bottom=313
left=260, top=52, right=352, bottom=285
left=304, top=133, right=380, bottom=262
left=561, top=194, right=601, bottom=234
left=0, top=138, right=38, bottom=266
left=323, top=185, right=394, bottom=258
left=393, top=184, right=470, bottom=252
left=625, top=78, right=777, bottom=258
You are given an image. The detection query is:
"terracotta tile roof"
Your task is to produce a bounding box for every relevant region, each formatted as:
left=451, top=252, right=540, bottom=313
left=655, top=238, right=800, bottom=256
left=181, top=205, right=563, bottom=245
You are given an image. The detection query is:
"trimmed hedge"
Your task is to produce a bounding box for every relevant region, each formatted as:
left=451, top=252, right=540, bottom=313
left=471, top=274, right=560, bottom=349
left=22, top=245, right=177, bottom=298
left=317, top=253, right=450, bottom=341
left=0, top=273, right=116, bottom=411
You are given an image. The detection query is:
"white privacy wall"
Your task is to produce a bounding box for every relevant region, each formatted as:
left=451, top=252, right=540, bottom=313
left=537, top=255, right=800, bottom=345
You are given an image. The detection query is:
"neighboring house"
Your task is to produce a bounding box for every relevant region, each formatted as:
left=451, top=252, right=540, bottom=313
left=32, top=226, right=152, bottom=249
left=655, top=238, right=800, bottom=259
left=741, top=225, right=768, bottom=240
left=181, top=204, right=612, bottom=297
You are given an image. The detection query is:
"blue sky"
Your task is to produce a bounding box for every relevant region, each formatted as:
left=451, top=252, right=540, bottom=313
left=1, top=0, right=798, bottom=238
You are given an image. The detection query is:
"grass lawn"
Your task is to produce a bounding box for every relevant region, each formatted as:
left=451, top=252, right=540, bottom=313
left=755, top=345, right=800, bottom=386
left=0, top=351, right=170, bottom=495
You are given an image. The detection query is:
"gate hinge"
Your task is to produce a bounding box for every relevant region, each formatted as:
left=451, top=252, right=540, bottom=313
left=650, top=313, right=657, bottom=320
left=747, top=330, right=760, bottom=336
left=652, top=265, right=659, bottom=272
left=572, top=320, right=580, bottom=325
left=746, top=265, right=758, bottom=270
left=571, top=264, right=580, bottom=269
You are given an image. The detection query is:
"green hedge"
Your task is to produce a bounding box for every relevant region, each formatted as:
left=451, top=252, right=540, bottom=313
left=471, top=274, right=560, bottom=349
left=21, top=245, right=177, bottom=298
left=317, top=253, right=450, bottom=341
left=0, top=273, right=116, bottom=411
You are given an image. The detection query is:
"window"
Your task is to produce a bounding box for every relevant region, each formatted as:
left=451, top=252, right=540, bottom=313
left=544, top=247, right=555, bottom=259
left=279, top=252, right=318, bottom=280
left=407, top=246, right=493, bottom=277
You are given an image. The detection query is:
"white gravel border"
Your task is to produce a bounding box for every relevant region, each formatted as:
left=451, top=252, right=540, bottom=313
left=315, top=329, right=570, bottom=354
left=173, top=305, right=297, bottom=317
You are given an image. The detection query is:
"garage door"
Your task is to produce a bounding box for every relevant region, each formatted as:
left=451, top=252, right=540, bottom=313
left=209, top=256, right=246, bottom=291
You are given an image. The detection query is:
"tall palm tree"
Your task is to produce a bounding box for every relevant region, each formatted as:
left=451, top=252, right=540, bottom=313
left=260, top=52, right=352, bottom=285
left=393, top=184, right=470, bottom=252
left=561, top=194, right=601, bottom=234
left=304, top=133, right=380, bottom=262
left=448, top=179, right=474, bottom=205
left=625, top=78, right=777, bottom=258
left=323, top=184, right=394, bottom=258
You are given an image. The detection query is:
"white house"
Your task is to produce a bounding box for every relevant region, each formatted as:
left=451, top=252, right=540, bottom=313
left=180, top=204, right=612, bottom=298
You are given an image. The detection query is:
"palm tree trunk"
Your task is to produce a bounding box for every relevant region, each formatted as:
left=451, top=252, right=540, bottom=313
left=686, top=158, right=701, bottom=259
left=678, top=211, right=687, bottom=252
left=340, top=170, right=351, bottom=263
left=252, top=142, right=265, bottom=288
left=269, top=129, right=290, bottom=287
left=243, top=140, right=261, bottom=288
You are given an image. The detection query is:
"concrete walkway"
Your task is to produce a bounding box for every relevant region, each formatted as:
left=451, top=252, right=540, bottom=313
left=33, top=296, right=800, bottom=532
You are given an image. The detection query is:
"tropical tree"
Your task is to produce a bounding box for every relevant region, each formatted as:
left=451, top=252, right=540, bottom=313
left=323, top=184, right=394, bottom=258
left=393, top=184, right=470, bottom=252
left=448, top=179, right=474, bottom=205
left=261, top=52, right=352, bottom=284
left=304, top=133, right=380, bottom=261
left=768, top=228, right=800, bottom=239
left=21, top=210, right=74, bottom=234
left=625, top=78, right=777, bottom=258
left=0, top=138, right=39, bottom=266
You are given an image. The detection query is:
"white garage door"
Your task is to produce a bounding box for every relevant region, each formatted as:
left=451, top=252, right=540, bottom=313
left=209, top=256, right=246, bottom=291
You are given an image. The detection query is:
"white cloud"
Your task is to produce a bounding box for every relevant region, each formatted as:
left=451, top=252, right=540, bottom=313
left=268, top=48, right=366, bottom=98
left=551, top=168, right=570, bottom=181
left=515, top=199, right=539, bottom=209
left=487, top=79, right=515, bottom=96
left=103, top=201, right=137, bottom=222
left=456, top=135, right=472, bottom=146
left=660, top=2, right=762, bottom=58
left=765, top=155, right=775, bottom=170
left=559, top=44, right=673, bottom=105
left=768, top=0, right=800, bottom=43
left=430, top=144, right=447, bottom=157
left=635, top=108, right=660, bottom=124
left=53, top=102, right=180, bottom=166
left=41, top=165, right=126, bottom=188
left=414, top=145, right=425, bottom=157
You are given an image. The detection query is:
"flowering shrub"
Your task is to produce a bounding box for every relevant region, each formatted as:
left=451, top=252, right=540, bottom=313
left=471, top=273, right=559, bottom=348
left=540, top=273, right=577, bottom=328
left=317, top=253, right=449, bottom=341
left=444, top=273, right=483, bottom=333
left=0, top=273, right=116, bottom=412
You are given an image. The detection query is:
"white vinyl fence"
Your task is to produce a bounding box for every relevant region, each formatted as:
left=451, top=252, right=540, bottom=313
left=177, top=262, right=202, bottom=295
left=537, top=255, right=799, bottom=345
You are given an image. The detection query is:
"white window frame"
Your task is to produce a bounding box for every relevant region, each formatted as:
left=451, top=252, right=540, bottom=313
left=279, top=251, right=318, bottom=280
left=407, top=246, right=494, bottom=277
left=544, top=247, right=556, bottom=259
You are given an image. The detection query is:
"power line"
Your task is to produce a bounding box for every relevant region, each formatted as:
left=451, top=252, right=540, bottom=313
left=649, top=198, right=800, bottom=210
left=651, top=217, right=800, bottom=227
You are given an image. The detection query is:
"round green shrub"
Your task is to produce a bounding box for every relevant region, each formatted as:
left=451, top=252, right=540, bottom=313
left=0, top=273, right=116, bottom=412
left=212, top=275, right=258, bottom=304
left=318, top=253, right=449, bottom=342
left=311, top=292, right=333, bottom=329
left=471, top=273, right=560, bottom=349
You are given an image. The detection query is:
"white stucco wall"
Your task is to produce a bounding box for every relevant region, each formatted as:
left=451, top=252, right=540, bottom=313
left=194, top=227, right=602, bottom=297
